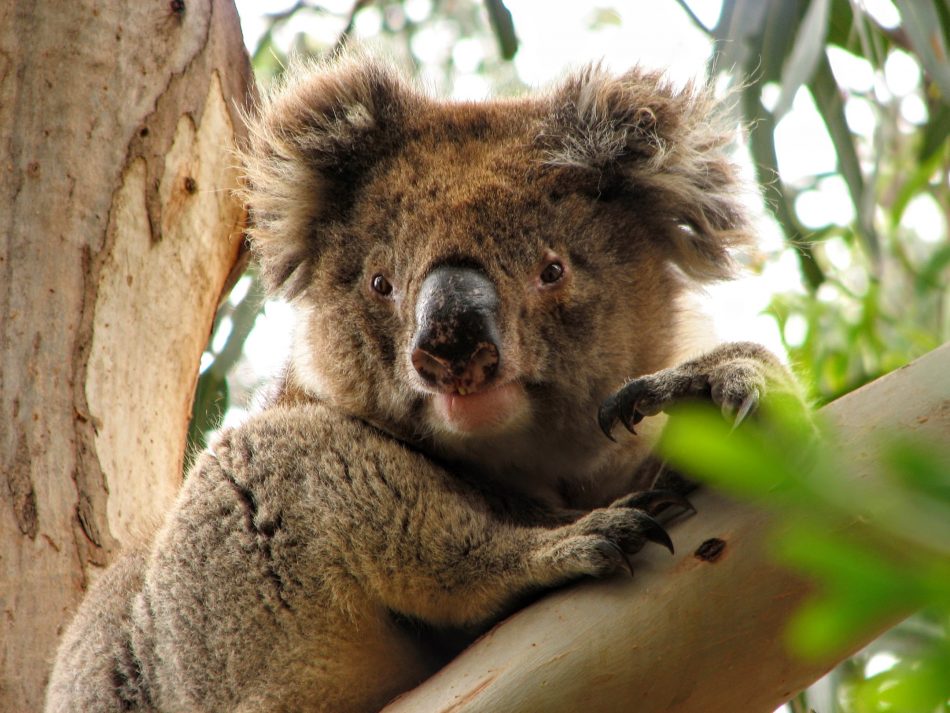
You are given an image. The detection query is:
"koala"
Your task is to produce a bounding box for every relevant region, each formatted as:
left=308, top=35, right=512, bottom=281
left=46, top=54, right=803, bottom=713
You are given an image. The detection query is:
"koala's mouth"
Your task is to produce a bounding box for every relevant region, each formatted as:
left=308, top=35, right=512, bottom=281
left=430, top=381, right=528, bottom=434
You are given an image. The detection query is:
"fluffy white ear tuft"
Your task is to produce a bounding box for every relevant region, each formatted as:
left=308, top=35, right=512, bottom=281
left=542, top=64, right=756, bottom=282
left=237, top=52, right=417, bottom=297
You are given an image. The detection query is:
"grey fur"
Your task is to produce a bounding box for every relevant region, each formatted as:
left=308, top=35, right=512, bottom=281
left=46, top=55, right=804, bottom=713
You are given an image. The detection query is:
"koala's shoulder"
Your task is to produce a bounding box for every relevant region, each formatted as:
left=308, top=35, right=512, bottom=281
left=196, top=400, right=405, bottom=489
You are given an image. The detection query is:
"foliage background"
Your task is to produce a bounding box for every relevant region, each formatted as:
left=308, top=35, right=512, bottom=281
left=192, top=1, right=950, bottom=711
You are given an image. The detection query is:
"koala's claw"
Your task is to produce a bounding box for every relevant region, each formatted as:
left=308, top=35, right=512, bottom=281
left=600, top=349, right=774, bottom=442
left=597, top=399, right=619, bottom=441
left=636, top=511, right=675, bottom=554
left=613, top=489, right=695, bottom=516
left=595, top=540, right=635, bottom=577
left=727, top=388, right=759, bottom=430
left=557, top=507, right=677, bottom=581
left=597, top=385, right=646, bottom=440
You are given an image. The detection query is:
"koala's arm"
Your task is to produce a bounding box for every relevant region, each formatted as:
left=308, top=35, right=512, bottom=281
left=51, top=402, right=671, bottom=713
left=599, top=341, right=808, bottom=439
left=203, top=403, right=668, bottom=629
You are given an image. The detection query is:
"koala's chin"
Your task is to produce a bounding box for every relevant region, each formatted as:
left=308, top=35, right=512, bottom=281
left=426, top=381, right=530, bottom=436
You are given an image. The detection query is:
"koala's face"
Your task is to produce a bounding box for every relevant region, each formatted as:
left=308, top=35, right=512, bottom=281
left=242, top=56, right=751, bottom=479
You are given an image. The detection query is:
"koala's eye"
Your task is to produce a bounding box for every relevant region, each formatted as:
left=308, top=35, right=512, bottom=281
left=371, top=274, right=393, bottom=297
left=539, top=261, right=565, bottom=285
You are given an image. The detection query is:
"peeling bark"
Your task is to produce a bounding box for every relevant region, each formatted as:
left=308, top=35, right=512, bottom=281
left=0, top=1, right=252, bottom=710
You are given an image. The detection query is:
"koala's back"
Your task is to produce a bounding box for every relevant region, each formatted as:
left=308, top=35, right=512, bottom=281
left=46, top=403, right=446, bottom=713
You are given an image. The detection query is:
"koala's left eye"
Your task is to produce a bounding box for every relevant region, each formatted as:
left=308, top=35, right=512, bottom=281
left=371, top=274, right=393, bottom=297
left=539, top=261, right=565, bottom=285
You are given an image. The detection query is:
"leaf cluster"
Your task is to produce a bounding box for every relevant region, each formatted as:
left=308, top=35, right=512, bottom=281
left=661, top=400, right=950, bottom=713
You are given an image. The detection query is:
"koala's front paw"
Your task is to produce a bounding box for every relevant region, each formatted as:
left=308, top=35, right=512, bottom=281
left=537, top=507, right=675, bottom=581
left=598, top=342, right=782, bottom=440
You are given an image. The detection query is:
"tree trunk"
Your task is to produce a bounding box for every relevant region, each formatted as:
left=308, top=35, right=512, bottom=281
left=0, top=1, right=252, bottom=710
left=383, top=342, right=950, bottom=713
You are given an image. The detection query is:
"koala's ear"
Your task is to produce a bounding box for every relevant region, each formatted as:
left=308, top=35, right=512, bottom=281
left=541, top=64, right=755, bottom=282
left=238, top=53, right=414, bottom=298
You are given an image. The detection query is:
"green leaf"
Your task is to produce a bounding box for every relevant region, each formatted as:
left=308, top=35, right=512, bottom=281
left=894, top=0, right=950, bottom=102
left=826, top=0, right=857, bottom=50
left=853, top=650, right=950, bottom=713
left=774, top=525, right=910, bottom=592
left=587, top=7, right=622, bottom=30
left=186, top=369, right=229, bottom=471
left=785, top=594, right=901, bottom=657
left=809, top=55, right=879, bottom=261
left=915, top=243, right=950, bottom=292
left=775, top=525, right=921, bottom=657
left=920, top=102, right=950, bottom=160
left=891, top=147, right=943, bottom=227
left=774, top=0, right=832, bottom=120
left=710, top=0, right=774, bottom=76
left=657, top=407, right=799, bottom=497
left=883, top=437, right=950, bottom=502
left=760, top=0, right=808, bottom=83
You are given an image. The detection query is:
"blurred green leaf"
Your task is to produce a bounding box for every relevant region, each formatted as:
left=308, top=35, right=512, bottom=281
left=893, top=0, right=950, bottom=102
left=809, top=56, right=879, bottom=262
left=186, top=271, right=264, bottom=467
left=882, top=437, right=950, bottom=502
left=786, top=593, right=904, bottom=658
left=773, top=525, right=909, bottom=594
left=587, top=7, right=622, bottom=30
left=891, top=148, right=943, bottom=227
left=852, top=645, right=950, bottom=713
left=186, top=369, right=229, bottom=472
left=774, top=0, right=831, bottom=119
left=920, top=102, right=950, bottom=160
left=709, top=0, right=775, bottom=76
left=657, top=405, right=817, bottom=499
left=826, top=0, right=857, bottom=50
left=914, top=243, right=950, bottom=292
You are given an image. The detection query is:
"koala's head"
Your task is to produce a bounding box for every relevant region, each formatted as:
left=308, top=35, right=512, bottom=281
left=240, top=53, right=753, bottom=479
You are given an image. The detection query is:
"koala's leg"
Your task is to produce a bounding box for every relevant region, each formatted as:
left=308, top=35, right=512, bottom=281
left=598, top=341, right=807, bottom=438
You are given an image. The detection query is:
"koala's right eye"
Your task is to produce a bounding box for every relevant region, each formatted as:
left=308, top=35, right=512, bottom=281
left=370, top=274, right=394, bottom=298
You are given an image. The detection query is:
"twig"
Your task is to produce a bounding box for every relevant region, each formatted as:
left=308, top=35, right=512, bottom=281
left=331, top=0, right=374, bottom=55
left=672, top=0, right=712, bottom=35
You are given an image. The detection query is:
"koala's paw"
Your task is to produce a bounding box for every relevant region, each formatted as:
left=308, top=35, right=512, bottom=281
left=537, top=507, right=675, bottom=581
left=598, top=343, right=781, bottom=440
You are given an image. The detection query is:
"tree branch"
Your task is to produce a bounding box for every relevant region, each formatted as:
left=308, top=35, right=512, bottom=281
left=383, top=343, right=950, bottom=713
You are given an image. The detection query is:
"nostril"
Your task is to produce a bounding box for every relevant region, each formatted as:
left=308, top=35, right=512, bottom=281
left=467, top=343, right=499, bottom=385
left=411, top=342, right=500, bottom=392
left=411, top=348, right=454, bottom=388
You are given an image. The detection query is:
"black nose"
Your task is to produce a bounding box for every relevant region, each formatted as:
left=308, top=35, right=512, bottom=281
left=410, top=265, right=501, bottom=393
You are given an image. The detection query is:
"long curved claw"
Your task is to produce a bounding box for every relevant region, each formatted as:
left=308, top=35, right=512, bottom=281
left=599, top=385, right=648, bottom=440
left=731, top=388, right=759, bottom=431
left=598, top=399, right=619, bottom=442
left=616, top=489, right=695, bottom=515
left=618, top=404, right=643, bottom=435
left=596, top=539, right=635, bottom=576
left=636, top=512, right=675, bottom=555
